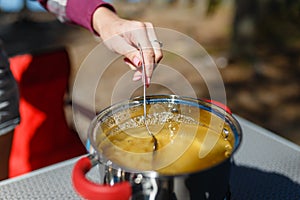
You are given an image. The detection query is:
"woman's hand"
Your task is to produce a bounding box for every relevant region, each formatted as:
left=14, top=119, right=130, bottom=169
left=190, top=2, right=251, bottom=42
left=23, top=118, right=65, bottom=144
left=92, top=6, right=163, bottom=85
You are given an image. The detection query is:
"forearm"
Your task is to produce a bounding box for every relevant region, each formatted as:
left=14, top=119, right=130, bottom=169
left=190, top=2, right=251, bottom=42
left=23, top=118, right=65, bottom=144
left=92, top=6, right=121, bottom=36
left=38, top=0, right=162, bottom=82
left=38, top=0, right=115, bottom=33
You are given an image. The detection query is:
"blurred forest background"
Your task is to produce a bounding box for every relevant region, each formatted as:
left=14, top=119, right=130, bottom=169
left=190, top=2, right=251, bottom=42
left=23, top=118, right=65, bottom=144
left=0, top=0, right=299, bottom=145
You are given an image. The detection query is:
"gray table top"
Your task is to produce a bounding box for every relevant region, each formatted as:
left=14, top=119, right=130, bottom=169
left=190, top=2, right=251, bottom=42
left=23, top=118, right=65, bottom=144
left=0, top=116, right=299, bottom=200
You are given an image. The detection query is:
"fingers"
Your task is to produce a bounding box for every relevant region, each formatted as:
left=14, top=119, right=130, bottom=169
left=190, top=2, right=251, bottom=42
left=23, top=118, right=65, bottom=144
left=130, top=22, right=163, bottom=84
left=133, top=70, right=143, bottom=82
left=104, top=35, right=140, bottom=64
left=105, top=35, right=142, bottom=80
left=144, top=22, right=163, bottom=64
left=102, top=20, right=163, bottom=84
left=127, top=22, right=153, bottom=84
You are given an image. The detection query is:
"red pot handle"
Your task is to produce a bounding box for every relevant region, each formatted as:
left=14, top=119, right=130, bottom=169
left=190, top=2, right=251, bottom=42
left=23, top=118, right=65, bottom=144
left=72, top=156, right=132, bottom=200
left=204, top=99, right=232, bottom=114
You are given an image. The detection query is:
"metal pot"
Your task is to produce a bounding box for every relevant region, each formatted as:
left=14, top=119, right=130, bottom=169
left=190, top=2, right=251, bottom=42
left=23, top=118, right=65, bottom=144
left=72, top=95, right=242, bottom=200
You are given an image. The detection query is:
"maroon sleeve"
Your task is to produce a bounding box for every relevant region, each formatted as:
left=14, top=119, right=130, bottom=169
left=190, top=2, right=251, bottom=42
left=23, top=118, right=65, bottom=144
left=66, top=0, right=115, bottom=33
left=38, top=0, right=115, bottom=34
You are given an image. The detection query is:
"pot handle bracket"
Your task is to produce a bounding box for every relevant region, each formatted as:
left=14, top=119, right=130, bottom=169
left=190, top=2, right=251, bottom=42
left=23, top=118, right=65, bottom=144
left=72, top=156, right=132, bottom=200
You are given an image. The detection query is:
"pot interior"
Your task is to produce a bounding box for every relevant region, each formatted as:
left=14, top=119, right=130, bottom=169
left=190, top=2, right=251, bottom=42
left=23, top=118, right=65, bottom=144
left=89, top=95, right=241, bottom=175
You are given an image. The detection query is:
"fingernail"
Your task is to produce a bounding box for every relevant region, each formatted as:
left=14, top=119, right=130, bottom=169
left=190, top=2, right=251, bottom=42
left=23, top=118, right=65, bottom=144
left=146, top=77, right=151, bottom=87
left=124, top=59, right=137, bottom=71
left=133, top=75, right=142, bottom=81
left=133, top=57, right=140, bottom=66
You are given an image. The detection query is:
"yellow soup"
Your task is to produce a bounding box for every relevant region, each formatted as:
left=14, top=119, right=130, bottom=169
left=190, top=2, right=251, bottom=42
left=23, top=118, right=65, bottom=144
left=97, top=114, right=234, bottom=175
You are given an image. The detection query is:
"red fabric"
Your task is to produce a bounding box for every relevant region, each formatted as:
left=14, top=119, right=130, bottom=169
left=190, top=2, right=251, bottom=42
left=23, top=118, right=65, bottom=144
left=9, top=49, right=86, bottom=177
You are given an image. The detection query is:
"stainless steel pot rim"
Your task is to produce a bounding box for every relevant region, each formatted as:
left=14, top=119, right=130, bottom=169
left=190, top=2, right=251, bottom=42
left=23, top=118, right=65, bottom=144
left=87, top=94, right=242, bottom=178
